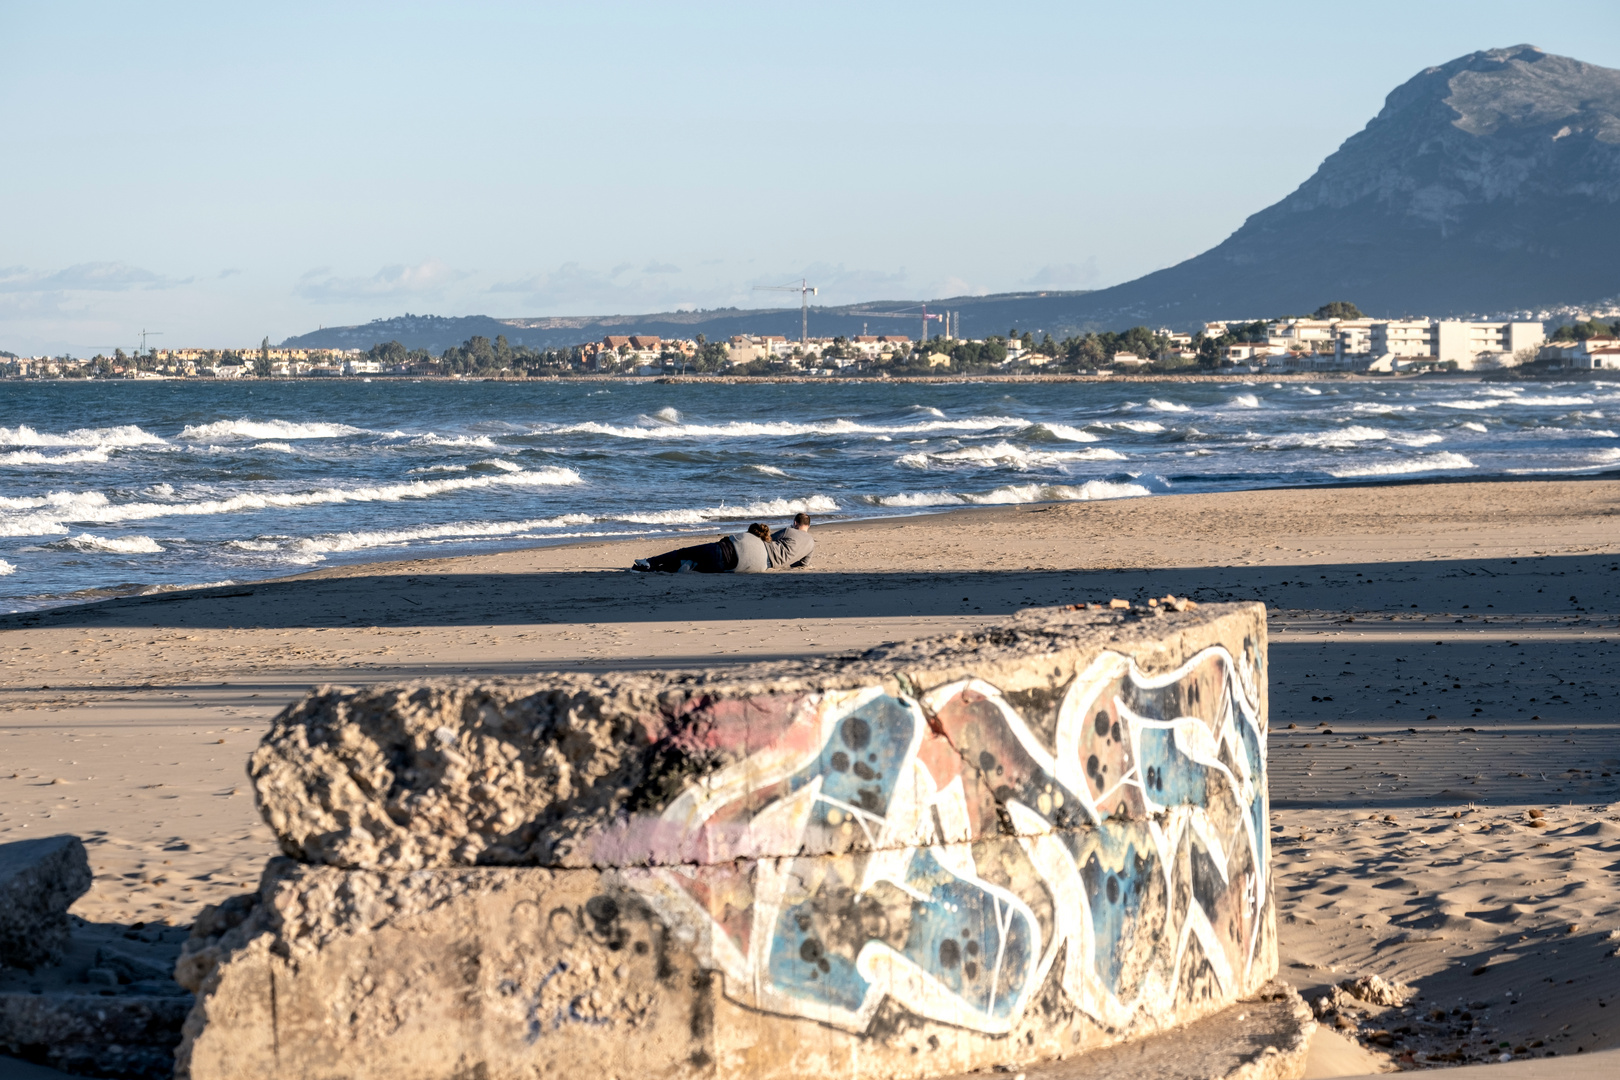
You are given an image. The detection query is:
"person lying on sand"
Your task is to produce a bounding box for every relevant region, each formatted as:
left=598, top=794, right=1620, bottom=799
left=633, top=522, right=770, bottom=573
left=766, top=512, right=814, bottom=568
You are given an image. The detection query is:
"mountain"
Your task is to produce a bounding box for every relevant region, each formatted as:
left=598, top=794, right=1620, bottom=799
left=284, top=45, right=1620, bottom=350
left=1061, top=44, right=1620, bottom=327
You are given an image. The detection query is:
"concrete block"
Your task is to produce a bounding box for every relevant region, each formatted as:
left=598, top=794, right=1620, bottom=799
left=0, top=992, right=191, bottom=1080
left=0, top=837, right=92, bottom=971
left=186, top=603, right=1275, bottom=1079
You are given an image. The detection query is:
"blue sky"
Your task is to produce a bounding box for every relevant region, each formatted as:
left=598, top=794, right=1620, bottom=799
left=4, top=0, right=1619, bottom=353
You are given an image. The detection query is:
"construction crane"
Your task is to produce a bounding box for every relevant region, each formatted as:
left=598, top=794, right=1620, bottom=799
left=752, top=279, right=818, bottom=345
left=853, top=304, right=947, bottom=344
left=138, top=329, right=163, bottom=355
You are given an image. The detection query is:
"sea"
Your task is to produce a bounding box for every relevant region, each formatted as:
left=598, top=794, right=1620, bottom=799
left=1, top=377, right=1616, bottom=613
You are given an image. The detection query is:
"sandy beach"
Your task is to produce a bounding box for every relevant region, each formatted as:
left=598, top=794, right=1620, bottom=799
left=2, top=476, right=1618, bottom=1073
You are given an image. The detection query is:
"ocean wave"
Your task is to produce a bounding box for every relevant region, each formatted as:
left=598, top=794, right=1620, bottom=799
left=48, top=533, right=166, bottom=554
left=1229, top=394, right=1261, bottom=408
left=0, top=424, right=166, bottom=449
left=1329, top=452, right=1475, bottom=478
left=1351, top=402, right=1415, bottom=414
left=1147, top=398, right=1191, bottom=412
left=178, top=418, right=366, bottom=441
left=250, top=442, right=297, bottom=453
left=0, top=559, right=14, bottom=576
left=619, top=495, right=840, bottom=525
left=1437, top=399, right=1502, bottom=410
left=1397, top=433, right=1445, bottom=447
left=1038, top=423, right=1099, bottom=442
left=870, top=480, right=1149, bottom=508
left=1254, top=424, right=1389, bottom=449
left=1506, top=395, right=1595, bottom=407
left=1590, top=447, right=1620, bottom=464
left=1460, top=422, right=1488, bottom=433
left=0, top=448, right=111, bottom=466
left=898, top=441, right=1127, bottom=469
left=751, top=465, right=789, bottom=476
left=406, top=433, right=500, bottom=448
left=1296, top=386, right=1322, bottom=396
left=1103, top=420, right=1165, bottom=434
left=409, top=464, right=468, bottom=474
left=277, top=514, right=600, bottom=554
left=480, top=458, right=523, bottom=472
left=0, top=467, right=583, bottom=537
left=543, top=416, right=1026, bottom=440
left=911, top=406, right=946, bottom=418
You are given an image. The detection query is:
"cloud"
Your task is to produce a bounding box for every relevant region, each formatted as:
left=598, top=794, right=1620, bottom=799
left=218, top=267, right=242, bottom=279
left=293, top=259, right=469, bottom=303
left=0, top=261, right=184, bottom=293
left=1020, top=258, right=1102, bottom=290
left=643, top=260, right=681, bottom=274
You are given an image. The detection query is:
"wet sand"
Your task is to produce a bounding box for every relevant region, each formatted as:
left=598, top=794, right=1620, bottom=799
left=1, top=477, right=1617, bottom=1071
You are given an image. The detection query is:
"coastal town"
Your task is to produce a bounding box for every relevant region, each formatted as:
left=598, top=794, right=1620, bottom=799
left=4, top=308, right=1620, bottom=379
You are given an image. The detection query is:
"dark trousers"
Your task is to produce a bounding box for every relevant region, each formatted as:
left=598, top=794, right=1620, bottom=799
left=646, top=536, right=737, bottom=573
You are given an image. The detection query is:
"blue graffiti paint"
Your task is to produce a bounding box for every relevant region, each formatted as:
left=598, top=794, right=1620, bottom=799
left=786, top=693, right=917, bottom=822
left=896, top=848, right=1033, bottom=1022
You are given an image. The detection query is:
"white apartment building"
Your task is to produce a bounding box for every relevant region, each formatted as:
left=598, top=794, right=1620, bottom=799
left=1366, top=320, right=1545, bottom=370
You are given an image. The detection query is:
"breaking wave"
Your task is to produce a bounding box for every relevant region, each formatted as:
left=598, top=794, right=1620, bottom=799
left=899, top=441, right=1127, bottom=469
left=0, top=468, right=583, bottom=538
left=870, top=480, right=1150, bottom=507
left=48, top=533, right=166, bottom=554
left=178, top=419, right=366, bottom=441
left=0, top=424, right=165, bottom=449
left=1328, top=452, right=1475, bottom=478
left=543, top=416, right=1026, bottom=439
left=0, top=448, right=111, bottom=465
left=619, top=495, right=840, bottom=525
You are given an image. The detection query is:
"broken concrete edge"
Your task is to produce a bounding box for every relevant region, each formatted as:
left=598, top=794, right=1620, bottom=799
left=0, top=836, right=92, bottom=971
left=247, top=602, right=1268, bottom=872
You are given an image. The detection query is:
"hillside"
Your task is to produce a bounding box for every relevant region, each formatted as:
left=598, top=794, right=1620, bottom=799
left=284, top=45, right=1620, bottom=351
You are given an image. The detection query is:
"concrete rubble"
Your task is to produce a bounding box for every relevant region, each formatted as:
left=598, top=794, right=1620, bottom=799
left=179, top=602, right=1294, bottom=1079
left=0, top=835, right=92, bottom=970
left=0, top=837, right=193, bottom=1080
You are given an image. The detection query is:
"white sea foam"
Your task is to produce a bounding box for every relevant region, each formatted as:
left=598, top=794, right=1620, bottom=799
left=871, top=480, right=1149, bottom=508
left=1398, top=433, right=1445, bottom=447
left=409, top=464, right=469, bottom=474
left=898, top=441, right=1126, bottom=469
left=1255, top=425, right=1389, bottom=449
left=652, top=407, right=682, bottom=423
left=752, top=465, right=789, bottom=476
left=0, top=468, right=583, bottom=537
left=250, top=442, right=297, bottom=453
left=1108, top=420, right=1165, bottom=434
left=0, top=424, right=165, bottom=449
left=0, top=559, right=14, bottom=575
left=480, top=458, right=523, bottom=472
left=50, top=533, right=166, bottom=554
left=1230, top=394, right=1261, bottom=408
left=407, top=433, right=500, bottom=449
left=283, top=514, right=599, bottom=554
left=1297, top=386, right=1322, bottom=396
left=0, top=449, right=111, bottom=466
left=1040, top=423, right=1099, bottom=442
left=619, top=495, right=840, bottom=525
left=178, top=418, right=365, bottom=441
left=912, top=406, right=947, bottom=418
left=1460, top=422, right=1489, bottom=433
left=1147, top=398, right=1191, bottom=412
left=544, top=416, right=1025, bottom=440
left=1437, top=399, right=1502, bottom=410
left=1590, top=447, right=1620, bottom=464
left=1351, top=402, right=1415, bottom=414
left=1329, top=452, right=1475, bottom=478
left=1506, top=395, right=1595, bottom=407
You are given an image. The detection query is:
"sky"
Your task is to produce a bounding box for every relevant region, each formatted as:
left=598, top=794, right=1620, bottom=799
left=4, top=1, right=1620, bottom=355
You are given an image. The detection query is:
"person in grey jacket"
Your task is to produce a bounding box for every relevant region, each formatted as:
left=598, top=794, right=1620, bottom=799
left=766, top=513, right=815, bottom=568
left=634, top=522, right=771, bottom=573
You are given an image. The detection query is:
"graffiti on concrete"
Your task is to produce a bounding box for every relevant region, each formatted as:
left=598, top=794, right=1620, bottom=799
left=618, top=646, right=1266, bottom=1036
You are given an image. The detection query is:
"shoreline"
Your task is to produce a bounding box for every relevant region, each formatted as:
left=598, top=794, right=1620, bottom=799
left=7, top=469, right=1620, bottom=616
